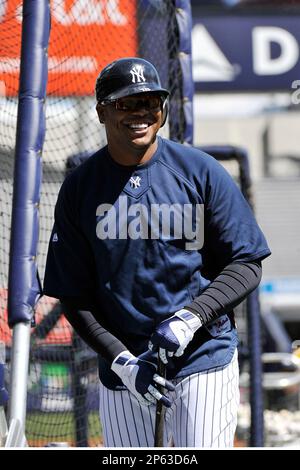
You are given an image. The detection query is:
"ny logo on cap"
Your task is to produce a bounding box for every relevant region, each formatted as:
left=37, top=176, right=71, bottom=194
left=129, top=176, right=142, bottom=189
left=130, top=65, right=146, bottom=83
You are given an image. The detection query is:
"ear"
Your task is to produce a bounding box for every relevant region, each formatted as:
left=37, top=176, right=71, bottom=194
left=96, top=103, right=105, bottom=124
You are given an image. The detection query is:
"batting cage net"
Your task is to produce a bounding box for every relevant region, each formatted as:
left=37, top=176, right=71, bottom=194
left=0, top=0, right=192, bottom=447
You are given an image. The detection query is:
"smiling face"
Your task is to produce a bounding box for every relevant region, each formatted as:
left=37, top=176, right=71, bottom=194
left=96, top=93, right=164, bottom=166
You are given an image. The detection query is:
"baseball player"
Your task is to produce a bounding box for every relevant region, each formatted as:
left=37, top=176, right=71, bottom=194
left=43, top=57, right=271, bottom=447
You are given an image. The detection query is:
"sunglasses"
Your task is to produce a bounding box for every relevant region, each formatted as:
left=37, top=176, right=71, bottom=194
left=101, top=94, right=163, bottom=112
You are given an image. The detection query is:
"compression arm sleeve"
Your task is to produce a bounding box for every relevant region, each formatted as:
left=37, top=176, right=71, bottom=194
left=185, top=260, right=262, bottom=324
left=61, top=298, right=127, bottom=364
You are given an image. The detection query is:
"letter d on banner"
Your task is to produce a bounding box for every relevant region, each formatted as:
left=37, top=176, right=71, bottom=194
left=253, top=26, right=299, bottom=75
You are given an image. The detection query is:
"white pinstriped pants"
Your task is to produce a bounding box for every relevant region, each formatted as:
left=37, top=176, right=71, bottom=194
left=99, top=350, right=239, bottom=448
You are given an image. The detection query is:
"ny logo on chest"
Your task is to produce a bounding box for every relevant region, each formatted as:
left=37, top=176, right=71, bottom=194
left=129, top=176, right=141, bottom=189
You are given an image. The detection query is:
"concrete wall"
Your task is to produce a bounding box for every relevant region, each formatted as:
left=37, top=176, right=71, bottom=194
left=194, top=93, right=300, bottom=181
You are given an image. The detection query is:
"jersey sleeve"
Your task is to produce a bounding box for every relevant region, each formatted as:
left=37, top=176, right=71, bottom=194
left=203, top=155, right=271, bottom=270
left=43, top=177, right=96, bottom=299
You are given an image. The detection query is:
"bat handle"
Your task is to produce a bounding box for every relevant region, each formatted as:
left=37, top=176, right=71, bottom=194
left=154, top=357, right=167, bottom=447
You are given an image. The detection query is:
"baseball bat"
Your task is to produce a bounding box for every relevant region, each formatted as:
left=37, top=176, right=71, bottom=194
left=154, top=357, right=166, bottom=447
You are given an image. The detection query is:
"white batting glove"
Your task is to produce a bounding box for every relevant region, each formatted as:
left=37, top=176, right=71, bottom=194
left=111, top=350, right=175, bottom=407
left=148, top=309, right=202, bottom=364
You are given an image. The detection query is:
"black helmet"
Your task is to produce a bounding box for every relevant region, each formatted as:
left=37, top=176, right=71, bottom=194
left=95, top=57, right=169, bottom=103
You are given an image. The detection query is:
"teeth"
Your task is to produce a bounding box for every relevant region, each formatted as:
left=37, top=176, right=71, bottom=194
left=127, top=123, right=148, bottom=129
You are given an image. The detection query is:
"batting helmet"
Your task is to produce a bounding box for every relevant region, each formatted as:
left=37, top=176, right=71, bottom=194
left=95, top=57, right=169, bottom=126
left=96, top=57, right=169, bottom=103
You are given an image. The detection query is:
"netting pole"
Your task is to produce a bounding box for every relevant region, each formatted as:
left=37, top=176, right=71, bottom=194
left=167, top=0, right=194, bottom=144
left=71, top=334, right=88, bottom=447
left=7, top=0, right=50, bottom=441
left=247, top=291, right=264, bottom=447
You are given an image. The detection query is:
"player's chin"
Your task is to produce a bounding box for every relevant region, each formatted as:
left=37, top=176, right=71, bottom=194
left=130, top=135, right=154, bottom=148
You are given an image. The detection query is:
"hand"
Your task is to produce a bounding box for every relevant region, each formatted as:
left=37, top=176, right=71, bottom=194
left=148, top=309, right=202, bottom=364
left=111, top=351, right=175, bottom=407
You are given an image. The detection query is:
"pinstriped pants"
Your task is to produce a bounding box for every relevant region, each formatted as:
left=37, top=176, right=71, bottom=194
left=99, top=350, right=239, bottom=448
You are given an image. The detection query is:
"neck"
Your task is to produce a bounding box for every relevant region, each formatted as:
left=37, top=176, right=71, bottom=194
left=108, top=138, right=158, bottom=166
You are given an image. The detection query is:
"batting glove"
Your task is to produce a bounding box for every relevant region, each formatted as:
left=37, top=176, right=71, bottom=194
left=111, top=351, right=175, bottom=407
left=149, top=309, right=202, bottom=364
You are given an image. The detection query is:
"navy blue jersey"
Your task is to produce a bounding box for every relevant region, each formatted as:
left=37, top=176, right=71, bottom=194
left=44, top=137, right=270, bottom=388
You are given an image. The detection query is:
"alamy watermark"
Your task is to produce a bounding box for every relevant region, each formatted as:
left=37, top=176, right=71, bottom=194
left=96, top=196, right=204, bottom=250
left=291, top=80, right=300, bottom=105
